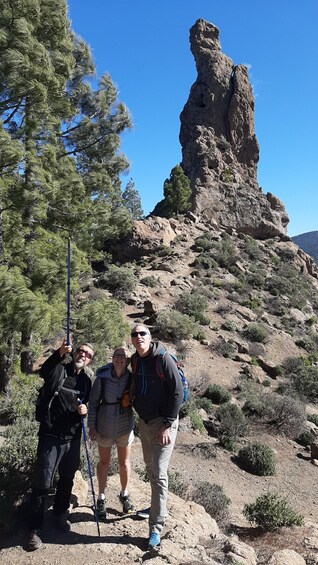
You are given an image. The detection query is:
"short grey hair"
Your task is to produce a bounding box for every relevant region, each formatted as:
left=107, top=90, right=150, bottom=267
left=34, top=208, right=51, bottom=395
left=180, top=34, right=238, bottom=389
left=131, top=324, right=151, bottom=337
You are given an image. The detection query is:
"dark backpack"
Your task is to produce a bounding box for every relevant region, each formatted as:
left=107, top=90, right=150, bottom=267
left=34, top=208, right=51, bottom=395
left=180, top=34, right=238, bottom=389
left=131, top=348, right=189, bottom=403
left=35, top=372, right=68, bottom=425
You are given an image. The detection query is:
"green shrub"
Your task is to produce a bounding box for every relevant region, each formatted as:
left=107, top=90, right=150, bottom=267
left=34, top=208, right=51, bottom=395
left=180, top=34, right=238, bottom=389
left=140, top=275, right=158, bottom=287
left=217, top=403, right=248, bottom=449
left=167, top=470, right=188, bottom=498
left=175, top=291, right=210, bottom=325
left=76, top=297, right=130, bottom=362
left=194, top=396, right=214, bottom=414
left=191, top=481, right=231, bottom=525
left=295, top=336, right=316, bottom=353
left=214, top=237, right=239, bottom=269
left=179, top=398, right=197, bottom=419
left=135, top=466, right=149, bottom=483
left=296, top=430, right=315, bottom=446
left=190, top=410, right=205, bottom=433
left=307, top=413, right=318, bottom=426
left=214, top=337, right=237, bottom=359
left=243, top=492, right=304, bottom=531
left=154, top=309, right=203, bottom=341
left=242, top=397, right=265, bottom=418
left=203, top=384, right=231, bottom=405
left=195, top=442, right=217, bottom=459
left=265, top=264, right=315, bottom=310
left=156, top=244, right=173, bottom=257
left=244, top=323, right=268, bottom=343
left=99, top=264, right=137, bottom=300
left=242, top=236, right=263, bottom=261
left=262, top=394, right=305, bottom=438
left=221, top=320, right=236, bottom=332
left=238, top=442, right=276, bottom=476
left=193, top=254, right=217, bottom=270
left=247, top=271, right=266, bottom=289
left=289, top=364, right=318, bottom=402
left=240, top=298, right=263, bottom=311
left=192, top=235, right=215, bottom=252
left=0, top=376, right=39, bottom=533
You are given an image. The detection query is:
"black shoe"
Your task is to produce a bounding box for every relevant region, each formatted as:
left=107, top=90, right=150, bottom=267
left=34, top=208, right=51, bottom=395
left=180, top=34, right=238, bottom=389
left=119, top=493, right=135, bottom=514
left=96, top=497, right=107, bottom=520
left=27, top=529, right=43, bottom=551
left=54, top=511, right=71, bottom=532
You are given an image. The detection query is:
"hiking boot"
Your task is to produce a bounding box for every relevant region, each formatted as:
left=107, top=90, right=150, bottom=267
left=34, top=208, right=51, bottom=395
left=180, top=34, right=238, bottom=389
left=96, top=497, right=107, bottom=520
left=136, top=507, right=150, bottom=519
left=148, top=530, right=160, bottom=550
left=119, top=493, right=135, bottom=514
left=54, top=511, right=71, bottom=532
left=27, top=529, right=43, bottom=551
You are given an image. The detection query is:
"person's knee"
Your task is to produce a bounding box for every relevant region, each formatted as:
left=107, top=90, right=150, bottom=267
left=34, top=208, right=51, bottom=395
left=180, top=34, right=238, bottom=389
left=119, top=459, right=130, bottom=472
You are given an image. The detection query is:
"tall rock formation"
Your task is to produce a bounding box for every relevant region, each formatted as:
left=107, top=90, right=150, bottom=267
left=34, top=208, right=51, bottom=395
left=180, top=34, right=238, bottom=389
left=180, top=19, right=289, bottom=238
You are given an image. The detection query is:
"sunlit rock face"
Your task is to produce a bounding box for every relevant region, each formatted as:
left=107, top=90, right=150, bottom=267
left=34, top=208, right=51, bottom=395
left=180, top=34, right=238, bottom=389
left=179, top=18, right=289, bottom=239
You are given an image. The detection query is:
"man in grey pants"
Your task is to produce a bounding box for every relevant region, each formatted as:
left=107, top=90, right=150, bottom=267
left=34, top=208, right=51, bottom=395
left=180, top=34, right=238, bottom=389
left=131, top=324, right=183, bottom=550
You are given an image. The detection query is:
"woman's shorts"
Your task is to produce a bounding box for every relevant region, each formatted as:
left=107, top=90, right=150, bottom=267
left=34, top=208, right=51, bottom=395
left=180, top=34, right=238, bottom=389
left=96, top=430, right=134, bottom=448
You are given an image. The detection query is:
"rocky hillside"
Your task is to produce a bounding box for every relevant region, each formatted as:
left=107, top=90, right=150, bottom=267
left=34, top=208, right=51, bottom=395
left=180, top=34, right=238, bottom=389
left=292, top=231, right=318, bottom=264
left=2, top=17, right=318, bottom=565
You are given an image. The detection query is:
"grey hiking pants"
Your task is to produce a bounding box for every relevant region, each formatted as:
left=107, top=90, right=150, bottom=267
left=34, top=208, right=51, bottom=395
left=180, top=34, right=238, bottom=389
left=138, top=416, right=178, bottom=534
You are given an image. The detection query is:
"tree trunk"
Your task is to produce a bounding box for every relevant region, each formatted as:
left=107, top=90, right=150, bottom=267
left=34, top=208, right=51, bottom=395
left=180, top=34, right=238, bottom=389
left=0, top=336, right=15, bottom=393
left=20, top=329, right=34, bottom=374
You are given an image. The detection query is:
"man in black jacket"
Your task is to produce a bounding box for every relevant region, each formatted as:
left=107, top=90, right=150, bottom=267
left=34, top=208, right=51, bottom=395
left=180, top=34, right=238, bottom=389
left=27, top=340, right=93, bottom=551
left=131, top=324, right=183, bottom=550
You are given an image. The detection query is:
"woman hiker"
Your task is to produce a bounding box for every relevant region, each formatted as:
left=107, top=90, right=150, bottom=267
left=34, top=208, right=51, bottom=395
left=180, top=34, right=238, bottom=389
left=87, top=346, right=135, bottom=519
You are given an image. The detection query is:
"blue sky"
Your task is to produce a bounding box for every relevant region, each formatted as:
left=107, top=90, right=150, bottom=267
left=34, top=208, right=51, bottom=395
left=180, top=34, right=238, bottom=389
left=68, top=0, right=317, bottom=237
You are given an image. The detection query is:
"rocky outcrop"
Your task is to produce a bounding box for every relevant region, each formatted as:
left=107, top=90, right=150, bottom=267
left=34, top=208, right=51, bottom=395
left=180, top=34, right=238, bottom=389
left=179, top=19, right=289, bottom=238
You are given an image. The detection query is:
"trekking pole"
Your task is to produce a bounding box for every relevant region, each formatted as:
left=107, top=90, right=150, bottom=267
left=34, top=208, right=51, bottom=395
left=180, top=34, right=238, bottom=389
left=66, top=236, right=71, bottom=346
left=79, top=401, right=101, bottom=537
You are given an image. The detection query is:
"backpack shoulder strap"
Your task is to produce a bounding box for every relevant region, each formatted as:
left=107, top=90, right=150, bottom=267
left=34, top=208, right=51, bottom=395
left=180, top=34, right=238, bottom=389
left=156, top=347, right=168, bottom=379
left=131, top=354, right=138, bottom=374
left=46, top=370, right=67, bottom=412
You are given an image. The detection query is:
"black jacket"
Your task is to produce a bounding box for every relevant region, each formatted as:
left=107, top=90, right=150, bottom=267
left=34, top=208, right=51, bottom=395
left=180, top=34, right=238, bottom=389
left=39, top=349, right=92, bottom=440
left=131, top=341, right=183, bottom=426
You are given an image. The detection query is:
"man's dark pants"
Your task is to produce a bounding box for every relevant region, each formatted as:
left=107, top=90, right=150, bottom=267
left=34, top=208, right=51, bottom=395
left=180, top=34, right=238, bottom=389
left=29, top=434, right=80, bottom=530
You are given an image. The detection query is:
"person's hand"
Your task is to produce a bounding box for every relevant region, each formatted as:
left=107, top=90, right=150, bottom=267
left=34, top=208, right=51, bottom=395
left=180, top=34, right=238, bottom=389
left=156, top=427, right=171, bottom=446
left=89, top=427, right=97, bottom=441
left=59, top=339, right=72, bottom=357
left=77, top=403, right=87, bottom=416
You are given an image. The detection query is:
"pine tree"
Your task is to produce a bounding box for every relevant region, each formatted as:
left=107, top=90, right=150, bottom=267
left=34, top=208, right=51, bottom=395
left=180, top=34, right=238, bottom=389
left=123, top=178, right=144, bottom=220
left=151, top=164, right=191, bottom=218
left=163, top=165, right=191, bottom=216
left=0, top=1, right=132, bottom=380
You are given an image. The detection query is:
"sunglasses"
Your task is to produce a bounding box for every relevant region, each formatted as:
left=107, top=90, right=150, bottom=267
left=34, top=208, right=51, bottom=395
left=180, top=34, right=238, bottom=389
left=76, top=348, right=93, bottom=360
left=131, top=331, right=148, bottom=337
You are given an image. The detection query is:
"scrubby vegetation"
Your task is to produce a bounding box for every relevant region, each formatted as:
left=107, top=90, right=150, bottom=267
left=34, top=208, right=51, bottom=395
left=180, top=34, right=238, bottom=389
left=243, top=492, right=304, bottom=531
left=191, top=481, right=231, bottom=525
left=217, top=404, right=248, bottom=450
left=203, top=384, right=231, bottom=404
left=238, top=442, right=276, bottom=476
